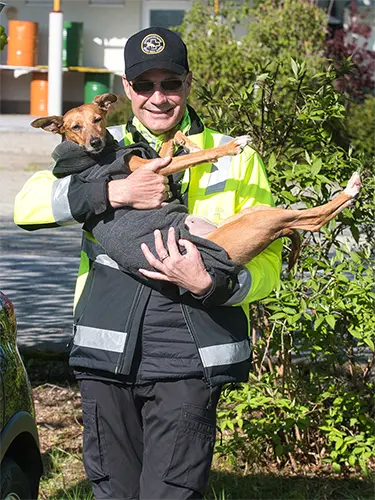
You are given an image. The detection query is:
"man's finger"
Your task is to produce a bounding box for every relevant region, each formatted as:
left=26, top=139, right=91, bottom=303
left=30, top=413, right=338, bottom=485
left=179, top=239, right=203, bottom=261
left=178, top=239, right=197, bottom=253
left=144, top=157, right=171, bottom=171
left=141, top=243, right=164, bottom=270
left=167, top=227, right=180, bottom=258
left=154, top=230, right=168, bottom=260
left=139, top=268, right=171, bottom=281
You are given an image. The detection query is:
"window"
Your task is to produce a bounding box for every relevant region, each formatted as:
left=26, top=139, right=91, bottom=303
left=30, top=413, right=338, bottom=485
left=142, top=1, right=191, bottom=30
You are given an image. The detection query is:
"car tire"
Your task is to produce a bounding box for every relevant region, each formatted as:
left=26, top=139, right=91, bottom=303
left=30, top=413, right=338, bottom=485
left=0, top=458, right=32, bottom=500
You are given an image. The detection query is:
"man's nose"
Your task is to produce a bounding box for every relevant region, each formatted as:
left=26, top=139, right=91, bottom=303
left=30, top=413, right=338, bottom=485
left=150, top=89, right=169, bottom=104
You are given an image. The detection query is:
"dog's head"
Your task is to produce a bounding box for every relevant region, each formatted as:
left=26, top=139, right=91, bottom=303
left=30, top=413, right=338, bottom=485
left=31, top=93, right=118, bottom=154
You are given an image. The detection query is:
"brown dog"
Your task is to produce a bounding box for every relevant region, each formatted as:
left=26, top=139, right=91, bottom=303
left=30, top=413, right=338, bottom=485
left=31, top=93, right=361, bottom=269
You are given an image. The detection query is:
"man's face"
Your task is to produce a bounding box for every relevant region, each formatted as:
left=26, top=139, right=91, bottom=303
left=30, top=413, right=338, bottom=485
left=122, top=69, right=192, bottom=135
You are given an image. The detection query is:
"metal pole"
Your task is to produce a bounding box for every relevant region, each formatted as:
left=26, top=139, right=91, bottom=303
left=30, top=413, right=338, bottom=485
left=48, top=0, right=63, bottom=115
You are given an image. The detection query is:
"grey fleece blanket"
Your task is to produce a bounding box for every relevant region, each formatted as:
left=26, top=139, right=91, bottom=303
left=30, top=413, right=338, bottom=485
left=52, top=137, right=240, bottom=283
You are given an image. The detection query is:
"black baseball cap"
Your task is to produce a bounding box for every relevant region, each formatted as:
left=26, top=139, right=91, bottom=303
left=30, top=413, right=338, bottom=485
left=124, top=27, right=189, bottom=81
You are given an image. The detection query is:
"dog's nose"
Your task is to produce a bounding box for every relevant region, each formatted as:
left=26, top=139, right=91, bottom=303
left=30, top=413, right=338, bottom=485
left=90, top=138, right=103, bottom=149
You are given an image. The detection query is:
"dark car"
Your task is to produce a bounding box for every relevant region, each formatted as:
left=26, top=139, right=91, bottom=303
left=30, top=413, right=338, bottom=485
left=0, top=291, right=43, bottom=499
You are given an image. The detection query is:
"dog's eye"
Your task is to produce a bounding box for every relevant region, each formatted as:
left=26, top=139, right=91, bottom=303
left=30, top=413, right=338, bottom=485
left=93, top=117, right=102, bottom=124
left=72, top=124, right=81, bottom=131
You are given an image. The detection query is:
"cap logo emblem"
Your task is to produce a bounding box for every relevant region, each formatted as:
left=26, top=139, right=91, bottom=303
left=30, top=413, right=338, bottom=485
left=141, top=34, right=165, bottom=55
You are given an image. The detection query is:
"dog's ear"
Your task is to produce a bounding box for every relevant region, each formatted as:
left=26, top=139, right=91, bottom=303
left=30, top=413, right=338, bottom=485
left=94, top=93, right=118, bottom=111
left=31, top=116, right=64, bottom=135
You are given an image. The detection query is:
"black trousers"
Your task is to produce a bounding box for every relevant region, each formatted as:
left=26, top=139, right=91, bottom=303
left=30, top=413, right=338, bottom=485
left=79, top=378, right=222, bottom=500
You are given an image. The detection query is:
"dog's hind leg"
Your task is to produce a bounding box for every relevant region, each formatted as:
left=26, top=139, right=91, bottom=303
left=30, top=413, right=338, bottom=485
left=205, top=173, right=361, bottom=265
left=286, top=173, right=361, bottom=232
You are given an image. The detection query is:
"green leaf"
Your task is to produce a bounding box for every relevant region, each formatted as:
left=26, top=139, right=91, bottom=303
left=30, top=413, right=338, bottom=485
left=335, top=438, right=343, bottom=450
left=269, top=312, right=286, bottom=320
left=326, top=315, right=336, bottom=329
left=311, top=158, right=322, bottom=175
left=314, top=316, right=325, bottom=329
left=284, top=307, right=297, bottom=315
left=268, top=152, right=277, bottom=169
left=291, top=58, right=298, bottom=78
left=364, top=338, right=375, bottom=352
left=275, top=444, right=284, bottom=457
left=332, top=462, right=341, bottom=473
left=281, top=191, right=297, bottom=203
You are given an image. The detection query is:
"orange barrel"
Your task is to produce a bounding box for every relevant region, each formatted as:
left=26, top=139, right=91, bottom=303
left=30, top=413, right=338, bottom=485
left=7, top=20, right=38, bottom=67
left=30, top=72, right=48, bottom=116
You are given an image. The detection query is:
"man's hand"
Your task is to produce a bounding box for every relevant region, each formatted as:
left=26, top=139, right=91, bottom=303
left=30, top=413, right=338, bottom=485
left=139, top=228, right=213, bottom=296
left=107, top=157, right=172, bottom=209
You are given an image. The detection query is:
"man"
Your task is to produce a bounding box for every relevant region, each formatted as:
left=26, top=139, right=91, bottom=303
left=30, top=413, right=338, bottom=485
left=14, top=27, right=282, bottom=500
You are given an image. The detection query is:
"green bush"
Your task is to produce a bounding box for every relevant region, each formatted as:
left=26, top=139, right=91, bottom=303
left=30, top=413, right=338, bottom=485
left=178, top=0, right=375, bottom=476
left=107, top=95, right=132, bottom=127
left=345, top=95, right=375, bottom=164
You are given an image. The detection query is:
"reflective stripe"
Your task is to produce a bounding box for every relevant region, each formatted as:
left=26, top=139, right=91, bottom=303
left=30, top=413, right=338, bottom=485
left=96, top=254, right=119, bottom=270
left=222, top=267, right=252, bottom=306
left=82, top=234, right=119, bottom=269
left=74, top=324, right=127, bottom=353
left=205, top=135, right=233, bottom=195
left=51, top=176, right=75, bottom=224
left=199, top=339, right=250, bottom=367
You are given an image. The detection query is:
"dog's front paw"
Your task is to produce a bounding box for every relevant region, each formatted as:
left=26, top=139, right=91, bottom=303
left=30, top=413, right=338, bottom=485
left=344, top=172, right=361, bottom=198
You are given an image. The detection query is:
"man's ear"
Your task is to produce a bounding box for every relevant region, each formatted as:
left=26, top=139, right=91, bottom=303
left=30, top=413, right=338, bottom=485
left=94, top=93, right=118, bottom=111
left=185, top=72, right=193, bottom=95
left=31, top=116, right=64, bottom=134
left=122, top=76, right=132, bottom=101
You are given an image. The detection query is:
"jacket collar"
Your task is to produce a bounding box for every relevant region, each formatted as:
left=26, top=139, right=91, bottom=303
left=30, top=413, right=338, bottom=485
left=125, top=105, right=204, bottom=154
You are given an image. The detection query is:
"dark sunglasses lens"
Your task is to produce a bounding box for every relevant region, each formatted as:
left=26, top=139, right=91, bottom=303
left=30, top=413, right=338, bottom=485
left=160, top=80, right=184, bottom=91
left=132, top=81, right=154, bottom=93
left=132, top=79, right=184, bottom=93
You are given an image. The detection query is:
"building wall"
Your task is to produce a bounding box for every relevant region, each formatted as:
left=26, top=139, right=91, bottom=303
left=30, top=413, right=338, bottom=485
left=0, top=0, right=142, bottom=69
left=0, top=0, right=139, bottom=112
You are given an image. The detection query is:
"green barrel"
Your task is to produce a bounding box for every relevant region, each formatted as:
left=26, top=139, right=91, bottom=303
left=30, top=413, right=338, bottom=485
left=84, top=73, right=113, bottom=103
left=62, top=21, right=83, bottom=67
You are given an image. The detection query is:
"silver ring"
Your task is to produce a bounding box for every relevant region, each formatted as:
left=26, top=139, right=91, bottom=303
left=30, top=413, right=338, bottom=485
left=160, top=252, right=169, bottom=262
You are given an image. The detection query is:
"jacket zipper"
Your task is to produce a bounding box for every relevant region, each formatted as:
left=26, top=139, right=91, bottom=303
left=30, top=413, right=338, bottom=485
left=180, top=303, right=210, bottom=383
left=115, top=283, right=144, bottom=374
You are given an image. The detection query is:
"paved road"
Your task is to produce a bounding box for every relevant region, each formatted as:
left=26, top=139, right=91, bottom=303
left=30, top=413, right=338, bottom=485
left=0, top=218, right=81, bottom=352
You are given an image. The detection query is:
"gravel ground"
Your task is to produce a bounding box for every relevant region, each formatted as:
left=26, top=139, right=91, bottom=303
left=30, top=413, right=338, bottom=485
left=0, top=154, right=52, bottom=217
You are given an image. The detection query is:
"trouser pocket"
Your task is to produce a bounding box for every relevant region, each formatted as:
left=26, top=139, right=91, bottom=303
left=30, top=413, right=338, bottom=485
left=163, top=402, right=216, bottom=493
left=81, top=399, right=110, bottom=482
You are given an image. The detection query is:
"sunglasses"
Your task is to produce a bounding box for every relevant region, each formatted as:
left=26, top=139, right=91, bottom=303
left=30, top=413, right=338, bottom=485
left=130, top=77, right=186, bottom=94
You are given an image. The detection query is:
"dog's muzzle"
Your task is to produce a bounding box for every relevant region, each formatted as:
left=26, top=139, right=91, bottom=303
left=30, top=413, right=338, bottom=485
left=87, top=137, right=105, bottom=153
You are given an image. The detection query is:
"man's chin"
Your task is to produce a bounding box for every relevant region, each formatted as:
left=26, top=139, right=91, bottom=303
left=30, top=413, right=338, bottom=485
left=147, top=118, right=178, bottom=135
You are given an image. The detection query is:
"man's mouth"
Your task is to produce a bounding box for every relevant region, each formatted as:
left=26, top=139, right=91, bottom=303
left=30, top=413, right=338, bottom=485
left=145, top=108, right=174, bottom=115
